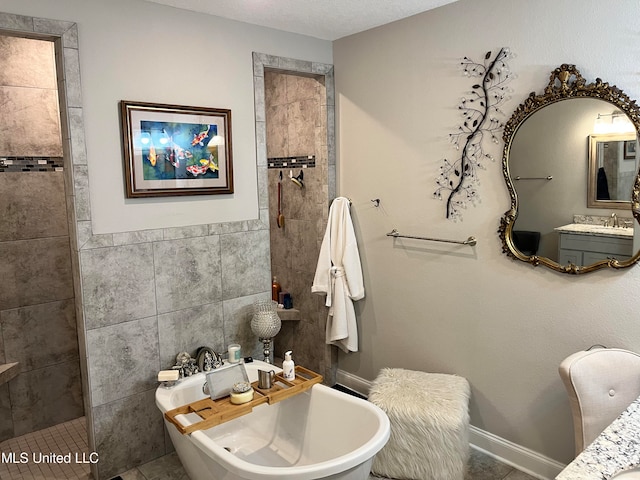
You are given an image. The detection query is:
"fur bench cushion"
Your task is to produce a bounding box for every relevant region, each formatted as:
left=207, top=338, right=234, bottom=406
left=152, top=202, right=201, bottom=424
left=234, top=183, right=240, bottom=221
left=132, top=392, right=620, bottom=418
left=369, top=368, right=470, bottom=480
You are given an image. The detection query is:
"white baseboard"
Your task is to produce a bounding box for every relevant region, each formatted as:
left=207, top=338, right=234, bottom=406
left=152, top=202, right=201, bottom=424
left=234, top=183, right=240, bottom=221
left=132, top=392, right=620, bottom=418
left=336, top=369, right=373, bottom=396
left=336, top=369, right=566, bottom=480
left=469, top=426, right=565, bottom=480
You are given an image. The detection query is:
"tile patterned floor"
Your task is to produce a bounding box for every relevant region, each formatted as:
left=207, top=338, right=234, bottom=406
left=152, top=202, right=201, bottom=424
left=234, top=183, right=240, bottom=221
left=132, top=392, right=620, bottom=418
left=0, top=417, right=91, bottom=480
left=0, top=417, right=540, bottom=480
left=117, top=448, right=539, bottom=480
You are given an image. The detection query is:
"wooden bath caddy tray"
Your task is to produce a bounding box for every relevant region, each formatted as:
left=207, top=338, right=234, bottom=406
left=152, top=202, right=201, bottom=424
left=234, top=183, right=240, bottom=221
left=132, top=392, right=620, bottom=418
left=165, top=365, right=323, bottom=434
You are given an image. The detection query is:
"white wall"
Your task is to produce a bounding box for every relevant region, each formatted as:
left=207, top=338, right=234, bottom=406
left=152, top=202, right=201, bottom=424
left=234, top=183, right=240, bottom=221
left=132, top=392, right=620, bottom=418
left=1, top=0, right=332, bottom=234
left=334, top=0, right=640, bottom=466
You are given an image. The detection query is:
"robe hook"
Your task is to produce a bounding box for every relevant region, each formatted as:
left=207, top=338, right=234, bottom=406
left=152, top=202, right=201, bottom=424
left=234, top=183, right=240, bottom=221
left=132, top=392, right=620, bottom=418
left=371, top=199, right=380, bottom=207
left=291, top=170, right=304, bottom=188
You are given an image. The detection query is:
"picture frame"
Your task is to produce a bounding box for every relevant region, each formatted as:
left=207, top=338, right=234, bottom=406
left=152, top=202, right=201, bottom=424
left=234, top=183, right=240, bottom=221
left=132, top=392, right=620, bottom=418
left=624, top=139, right=636, bottom=159
left=120, top=100, right=233, bottom=197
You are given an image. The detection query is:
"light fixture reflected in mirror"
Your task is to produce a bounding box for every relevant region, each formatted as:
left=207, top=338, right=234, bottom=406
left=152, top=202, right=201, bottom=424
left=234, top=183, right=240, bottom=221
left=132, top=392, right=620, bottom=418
left=594, top=111, right=635, bottom=134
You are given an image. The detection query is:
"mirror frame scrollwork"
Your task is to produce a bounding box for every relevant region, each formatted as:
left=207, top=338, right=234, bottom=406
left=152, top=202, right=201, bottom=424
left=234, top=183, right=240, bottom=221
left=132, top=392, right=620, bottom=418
left=498, top=64, right=640, bottom=274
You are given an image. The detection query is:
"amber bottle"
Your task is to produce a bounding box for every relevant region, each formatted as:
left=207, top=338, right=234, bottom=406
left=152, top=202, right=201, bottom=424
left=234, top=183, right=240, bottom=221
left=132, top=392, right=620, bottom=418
left=271, top=276, right=281, bottom=302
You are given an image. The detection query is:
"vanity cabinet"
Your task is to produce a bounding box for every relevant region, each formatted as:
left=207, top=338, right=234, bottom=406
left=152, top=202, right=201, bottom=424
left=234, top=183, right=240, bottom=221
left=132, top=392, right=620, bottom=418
left=558, top=232, right=633, bottom=265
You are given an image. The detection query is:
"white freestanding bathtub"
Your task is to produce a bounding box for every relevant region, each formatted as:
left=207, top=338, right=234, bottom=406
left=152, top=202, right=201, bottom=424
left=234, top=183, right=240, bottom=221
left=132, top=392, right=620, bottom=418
left=155, top=360, right=390, bottom=480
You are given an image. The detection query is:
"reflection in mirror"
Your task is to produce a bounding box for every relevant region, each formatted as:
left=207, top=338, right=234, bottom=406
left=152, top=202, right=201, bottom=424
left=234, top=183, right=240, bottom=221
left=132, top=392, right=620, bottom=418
left=499, top=64, right=640, bottom=274
left=588, top=133, right=638, bottom=208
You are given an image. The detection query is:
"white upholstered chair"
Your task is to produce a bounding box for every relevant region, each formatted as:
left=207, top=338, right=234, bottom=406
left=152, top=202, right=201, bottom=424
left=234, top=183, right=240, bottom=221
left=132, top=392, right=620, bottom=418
left=559, top=347, right=640, bottom=456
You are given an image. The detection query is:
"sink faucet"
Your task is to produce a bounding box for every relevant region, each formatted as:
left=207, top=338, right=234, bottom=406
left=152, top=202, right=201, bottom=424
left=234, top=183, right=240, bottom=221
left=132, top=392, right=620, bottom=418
left=611, top=213, right=619, bottom=228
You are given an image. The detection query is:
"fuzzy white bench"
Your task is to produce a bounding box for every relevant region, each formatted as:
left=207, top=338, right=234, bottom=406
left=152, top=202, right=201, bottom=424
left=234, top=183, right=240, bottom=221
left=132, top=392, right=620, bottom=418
left=369, top=368, right=470, bottom=480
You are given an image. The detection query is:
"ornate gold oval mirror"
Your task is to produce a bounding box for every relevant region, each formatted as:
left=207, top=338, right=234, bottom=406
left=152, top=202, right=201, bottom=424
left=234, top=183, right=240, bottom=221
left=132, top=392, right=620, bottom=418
left=499, top=64, right=640, bottom=274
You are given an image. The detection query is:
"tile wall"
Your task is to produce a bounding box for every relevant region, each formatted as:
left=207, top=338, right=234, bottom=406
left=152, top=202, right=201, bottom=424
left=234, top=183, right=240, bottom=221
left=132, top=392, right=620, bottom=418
left=0, top=34, right=82, bottom=442
left=82, top=221, right=270, bottom=478
left=0, top=35, right=63, bottom=158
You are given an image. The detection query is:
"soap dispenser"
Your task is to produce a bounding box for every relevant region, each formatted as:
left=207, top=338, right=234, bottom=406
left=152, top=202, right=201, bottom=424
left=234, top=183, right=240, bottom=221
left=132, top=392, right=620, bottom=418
left=283, top=351, right=295, bottom=380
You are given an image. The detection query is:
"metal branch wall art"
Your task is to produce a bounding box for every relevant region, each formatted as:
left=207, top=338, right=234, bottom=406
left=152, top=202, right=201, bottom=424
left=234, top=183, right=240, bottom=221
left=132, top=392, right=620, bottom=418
left=435, top=48, right=514, bottom=220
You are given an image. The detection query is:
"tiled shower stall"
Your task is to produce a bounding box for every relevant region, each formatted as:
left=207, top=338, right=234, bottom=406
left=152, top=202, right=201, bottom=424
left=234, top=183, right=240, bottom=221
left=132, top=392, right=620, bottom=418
left=265, top=69, right=336, bottom=380
left=0, top=34, right=83, bottom=442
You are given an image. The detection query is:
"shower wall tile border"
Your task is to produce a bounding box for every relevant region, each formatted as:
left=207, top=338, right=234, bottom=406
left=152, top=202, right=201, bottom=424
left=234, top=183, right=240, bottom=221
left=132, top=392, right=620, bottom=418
left=0, top=157, right=63, bottom=172
left=112, top=229, right=164, bottom=246
left=67, top=107, right=88, bottom=165
left=267, top=155, right=316, bottom=169
left=73, top=218, right=271, bottom=253
left=61, top=46, right=82, bottom=108
left=256, top=120, right=267, bottom=166
left=33, top=18, right=77, bottom=47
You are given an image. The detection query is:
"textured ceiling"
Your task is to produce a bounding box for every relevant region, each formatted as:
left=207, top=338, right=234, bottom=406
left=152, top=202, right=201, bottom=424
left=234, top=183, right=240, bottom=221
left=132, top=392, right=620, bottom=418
left=142, top=0, right=459, bottom=40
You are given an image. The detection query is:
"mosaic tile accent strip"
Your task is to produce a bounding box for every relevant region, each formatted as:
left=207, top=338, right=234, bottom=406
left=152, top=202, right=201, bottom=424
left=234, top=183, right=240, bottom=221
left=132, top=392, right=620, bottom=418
left=0, top=157, right=64, bottom=173
left=267, top=155, right=315, bottom=169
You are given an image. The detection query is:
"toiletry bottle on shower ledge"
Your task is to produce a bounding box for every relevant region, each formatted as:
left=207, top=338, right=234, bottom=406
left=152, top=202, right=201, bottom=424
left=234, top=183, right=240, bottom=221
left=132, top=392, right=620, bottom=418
left=272, top=276, right=281, bottom=302
left=283, top=351, right=295, bottom=380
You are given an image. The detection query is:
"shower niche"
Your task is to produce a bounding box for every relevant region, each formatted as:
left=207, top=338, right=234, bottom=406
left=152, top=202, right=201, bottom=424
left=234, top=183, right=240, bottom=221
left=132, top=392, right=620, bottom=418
left=260, top=64, right=335, bottom=382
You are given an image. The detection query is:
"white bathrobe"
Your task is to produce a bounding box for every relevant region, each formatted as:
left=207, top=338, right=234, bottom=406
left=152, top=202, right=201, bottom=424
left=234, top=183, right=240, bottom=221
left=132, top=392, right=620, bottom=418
left=312, top=197, right=365, bottom=353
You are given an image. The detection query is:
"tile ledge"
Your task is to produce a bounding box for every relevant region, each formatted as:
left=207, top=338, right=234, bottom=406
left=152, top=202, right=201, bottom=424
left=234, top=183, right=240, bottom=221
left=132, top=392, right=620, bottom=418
left=0, top=362, right=20, bottom=385
left=277, top=307, right=300, bottom=321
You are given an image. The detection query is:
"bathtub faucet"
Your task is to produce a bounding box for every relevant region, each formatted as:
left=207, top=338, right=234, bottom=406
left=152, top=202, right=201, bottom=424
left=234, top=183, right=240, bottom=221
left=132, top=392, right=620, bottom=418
left=195, top=346, right=223, bottom=372
left=173, top=352, right=198, bottom=378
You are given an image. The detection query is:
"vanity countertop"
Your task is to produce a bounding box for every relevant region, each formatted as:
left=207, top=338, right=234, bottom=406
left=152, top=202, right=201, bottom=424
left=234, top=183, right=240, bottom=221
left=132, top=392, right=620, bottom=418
left=554, top=223, right=634, bottom=238
left=556, top=396, right=640, bottom=479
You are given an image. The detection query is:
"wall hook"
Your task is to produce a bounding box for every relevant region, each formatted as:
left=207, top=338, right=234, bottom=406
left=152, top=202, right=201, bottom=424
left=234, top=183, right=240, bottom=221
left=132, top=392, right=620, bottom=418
left=291, top=170, right=304, bottom=188
left=371, top=198, right=380, bottom=207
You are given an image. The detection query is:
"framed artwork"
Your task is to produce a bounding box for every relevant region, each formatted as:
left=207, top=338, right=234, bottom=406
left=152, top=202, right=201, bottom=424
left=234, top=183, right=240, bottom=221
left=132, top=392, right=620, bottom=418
left=120, top=100, right=233, bottom=197
left=624, top=139, right=636, bottom=159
